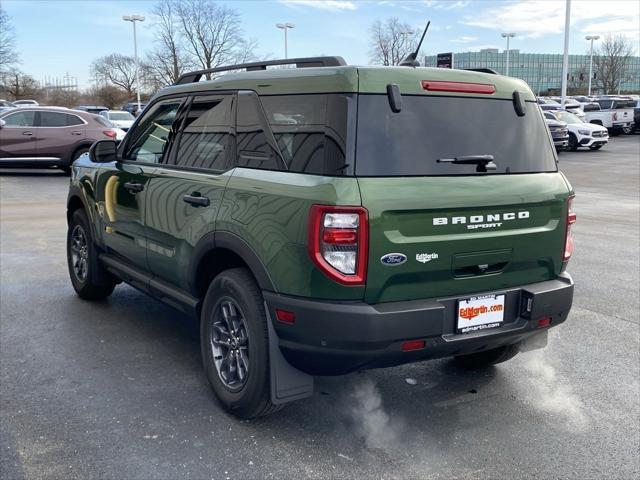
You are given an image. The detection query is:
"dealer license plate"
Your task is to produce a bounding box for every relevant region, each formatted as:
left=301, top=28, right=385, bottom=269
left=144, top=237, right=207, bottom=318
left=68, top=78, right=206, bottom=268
left=457, top=294, right=505, bottom=333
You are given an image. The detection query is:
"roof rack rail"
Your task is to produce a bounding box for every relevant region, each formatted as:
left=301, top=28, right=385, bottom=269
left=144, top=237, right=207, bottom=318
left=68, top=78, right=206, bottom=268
left=174, top=56, right=347, bottom=85
left=464, top=68, right=498, bottom=75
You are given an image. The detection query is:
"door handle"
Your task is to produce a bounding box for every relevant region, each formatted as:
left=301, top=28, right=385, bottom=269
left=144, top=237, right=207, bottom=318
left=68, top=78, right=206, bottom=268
left=124, top=181, right=144, bottom=193
left=71, top=131, right=82, bottom=135
left=22, top=131, right=33, bottom=136
left=183, top=194, right=210, bottom=207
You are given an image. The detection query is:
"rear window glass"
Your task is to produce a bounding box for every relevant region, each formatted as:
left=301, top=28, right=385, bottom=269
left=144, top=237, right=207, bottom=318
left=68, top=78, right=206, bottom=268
left=355, top=95, right=557, bottom=176
left=261, top=94, right=351, bottom=175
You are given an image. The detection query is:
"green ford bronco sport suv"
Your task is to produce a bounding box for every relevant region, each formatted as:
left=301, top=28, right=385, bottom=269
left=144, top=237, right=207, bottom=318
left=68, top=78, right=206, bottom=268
left=66, top=56, right=575, bottom=418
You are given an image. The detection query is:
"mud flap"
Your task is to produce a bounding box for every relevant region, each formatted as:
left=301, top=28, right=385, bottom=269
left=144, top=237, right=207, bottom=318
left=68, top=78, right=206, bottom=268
left=264, top=303, right=314, bottom=405
left=520, top=330, right=548, bottom=352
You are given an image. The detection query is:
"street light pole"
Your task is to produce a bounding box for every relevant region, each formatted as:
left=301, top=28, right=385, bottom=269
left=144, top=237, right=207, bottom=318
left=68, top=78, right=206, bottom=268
left=560, top=0, right=571, bottom=107
left=123, top=15, right=145, bottom=114
left=275, top=23, right=295, bottom=59
left=585, top=35, right=600, bottom=96
left=501, top=32, right=516, bottom=76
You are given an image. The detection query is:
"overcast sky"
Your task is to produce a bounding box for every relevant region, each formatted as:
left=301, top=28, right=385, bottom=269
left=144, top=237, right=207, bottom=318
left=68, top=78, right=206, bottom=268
left=3, top=0, right=639, bottom=88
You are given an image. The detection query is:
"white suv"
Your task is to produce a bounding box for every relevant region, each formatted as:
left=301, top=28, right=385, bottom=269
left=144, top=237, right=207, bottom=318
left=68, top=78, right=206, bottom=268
left=544, top=110, right=608, bottom=151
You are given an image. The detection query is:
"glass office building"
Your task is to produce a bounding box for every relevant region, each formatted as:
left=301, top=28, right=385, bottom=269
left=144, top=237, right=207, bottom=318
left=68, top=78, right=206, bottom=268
left=424, top=50, right=640, bottom=94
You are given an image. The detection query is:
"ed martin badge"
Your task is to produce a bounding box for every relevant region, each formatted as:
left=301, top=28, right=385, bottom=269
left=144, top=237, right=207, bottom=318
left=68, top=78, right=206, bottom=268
left=416, top=252, right=439, bottom=264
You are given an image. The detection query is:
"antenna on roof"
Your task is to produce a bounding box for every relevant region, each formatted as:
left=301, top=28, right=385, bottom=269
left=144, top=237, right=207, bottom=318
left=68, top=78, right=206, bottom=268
left=399, top=21, right=430, bottom=67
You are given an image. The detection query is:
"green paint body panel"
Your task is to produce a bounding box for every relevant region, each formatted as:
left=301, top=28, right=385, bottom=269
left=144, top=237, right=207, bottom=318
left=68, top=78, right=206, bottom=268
left=219, top=169, right=363, bottom=300
left=358, top=173, right=571, bottom=303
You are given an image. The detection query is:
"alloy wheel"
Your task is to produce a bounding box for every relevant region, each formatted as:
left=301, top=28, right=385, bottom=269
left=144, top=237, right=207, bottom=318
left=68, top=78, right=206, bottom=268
left=70, top=224, right=89, bottom=282
left=210, top=297, right=250, bottom=391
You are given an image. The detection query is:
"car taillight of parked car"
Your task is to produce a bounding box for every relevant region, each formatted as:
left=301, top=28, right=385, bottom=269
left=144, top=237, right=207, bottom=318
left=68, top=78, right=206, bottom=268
left=103, top=130, right=117, bottom=139
left=308, top=205, right=368, bottom=285
left=563, top=195, right=577, bottom=264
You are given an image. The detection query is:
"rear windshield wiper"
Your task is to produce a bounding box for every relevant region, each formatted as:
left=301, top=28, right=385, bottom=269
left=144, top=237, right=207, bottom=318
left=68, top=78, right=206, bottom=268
left=437, top=155, right=497, bottom=172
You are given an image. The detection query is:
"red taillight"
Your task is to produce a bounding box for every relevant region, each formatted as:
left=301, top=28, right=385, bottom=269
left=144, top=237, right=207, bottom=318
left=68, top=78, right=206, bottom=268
left=421, top=80, right=496, bottom=94
left=537, top=317, right=552, bottom=328
left=275, top=309, right=295, bottom=324
left=308, top=205, right=368, bottom=285
left=563, top=195, right=577, bottom=262
left=103, top=130, right=117, bottom=139
left=402, top=340, right=426, bottom=352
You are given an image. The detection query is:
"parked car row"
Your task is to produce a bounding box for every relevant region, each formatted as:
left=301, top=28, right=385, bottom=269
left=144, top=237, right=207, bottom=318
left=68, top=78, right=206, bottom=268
left=539, top=94, right=637, bottom=135
left=0, top=106, right=129, bottom=173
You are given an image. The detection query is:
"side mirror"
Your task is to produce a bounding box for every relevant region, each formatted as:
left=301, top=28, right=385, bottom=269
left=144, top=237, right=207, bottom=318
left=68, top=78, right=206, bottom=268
left=89, top=140, right=118, bottom=163
left=0, top=119, right=6, bottom=129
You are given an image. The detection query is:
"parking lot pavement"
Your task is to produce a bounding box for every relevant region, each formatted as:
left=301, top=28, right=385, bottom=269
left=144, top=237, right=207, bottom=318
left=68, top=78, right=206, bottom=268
left=1, top=136, right=638, bottom=480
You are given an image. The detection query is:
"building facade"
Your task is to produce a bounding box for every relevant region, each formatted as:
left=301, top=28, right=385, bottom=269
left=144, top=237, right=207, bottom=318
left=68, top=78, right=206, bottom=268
left=424, top=50, right=640, bottom=94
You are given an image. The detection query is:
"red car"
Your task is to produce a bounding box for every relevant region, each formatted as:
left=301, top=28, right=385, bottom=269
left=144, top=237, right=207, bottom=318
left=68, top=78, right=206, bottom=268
left=0, top=107, right=122, bottom=173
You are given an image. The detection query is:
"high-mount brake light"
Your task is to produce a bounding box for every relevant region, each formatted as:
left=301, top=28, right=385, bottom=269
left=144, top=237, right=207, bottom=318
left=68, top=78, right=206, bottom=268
left=563, top=195, right=577, bottom=262
left=308, top=205, right=368, bottom=285
left=421, top=80, right=496, bottom=94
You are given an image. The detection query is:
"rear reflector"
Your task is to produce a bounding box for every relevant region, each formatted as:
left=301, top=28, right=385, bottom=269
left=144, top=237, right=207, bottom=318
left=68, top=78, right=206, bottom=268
left=563, top=195, right=577, bottom=262
left=402, top=340, right=426, bottom=352
left=421, top=80, right=496, bottom=94
left=275, top=309, right=295, bottom=324
left=537, top=317, right=552, bottom=328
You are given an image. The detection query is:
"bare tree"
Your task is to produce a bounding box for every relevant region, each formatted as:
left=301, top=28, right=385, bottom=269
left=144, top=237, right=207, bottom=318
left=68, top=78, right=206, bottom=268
left=369, top=18, right=419, bottom=66
left=593, top=35, right=634, bottom=94
left=568, top=65, right=589, bottom=95
left=0, top=8, right=20, bottom=74
left=91, top=54, right=139, bottom=97
left=0, top=70, right=40, bottom=100
left=91, top=85, right=128, bottom=109
left=174, top=0, right=256, bottom=78
left=147, top=0, right=193, bottom=85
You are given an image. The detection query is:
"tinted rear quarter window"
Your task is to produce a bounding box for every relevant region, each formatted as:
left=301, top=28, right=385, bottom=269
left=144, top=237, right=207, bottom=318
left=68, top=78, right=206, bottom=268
left=261, top=94, right=351, bottom=175
left=355, top=95, right=557, bottom=176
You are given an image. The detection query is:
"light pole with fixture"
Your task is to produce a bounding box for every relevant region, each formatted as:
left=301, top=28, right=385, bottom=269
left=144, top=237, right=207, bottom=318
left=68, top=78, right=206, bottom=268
left=585, top=35, right=600, bottom=96
left=123, top=14, right=145, bottom=114
left=501, top=32, right=516, bottom=76
left=276, top=23, right=295, bottom=59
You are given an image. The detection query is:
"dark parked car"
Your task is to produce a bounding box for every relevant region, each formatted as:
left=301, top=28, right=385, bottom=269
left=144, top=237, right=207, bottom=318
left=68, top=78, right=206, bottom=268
left=0, top=107, right=121, bottom=173
left=545, top=116, right=569, bottom=151
left=123, top=101, right=147, bottom=116
left=74, top=105, right=109, bottom=114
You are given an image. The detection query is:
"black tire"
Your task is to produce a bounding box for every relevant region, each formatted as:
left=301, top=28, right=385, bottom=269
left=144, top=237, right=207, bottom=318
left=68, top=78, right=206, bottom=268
left=453, top=343, right=520, bottom=370
left=589, top=144, right=603, bottom=151
left=200, top=268, right=281, bottom=418
left=568, top=133, right=578, bottom=151
left=67, top=209, right=116, bottom=300
left=72, top=146, right=90, bottom=162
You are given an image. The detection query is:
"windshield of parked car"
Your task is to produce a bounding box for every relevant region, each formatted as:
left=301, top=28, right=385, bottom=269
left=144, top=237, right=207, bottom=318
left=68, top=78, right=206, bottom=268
left=356, top=95, right=557, bottom=176
left=554, top=111, right=583, bottom=124
left=109, top=111, right=135, bottom=121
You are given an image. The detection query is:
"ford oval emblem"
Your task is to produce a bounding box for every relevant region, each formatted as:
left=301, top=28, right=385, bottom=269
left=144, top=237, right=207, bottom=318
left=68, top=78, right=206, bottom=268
left=380, top=253, right=407, bottom=266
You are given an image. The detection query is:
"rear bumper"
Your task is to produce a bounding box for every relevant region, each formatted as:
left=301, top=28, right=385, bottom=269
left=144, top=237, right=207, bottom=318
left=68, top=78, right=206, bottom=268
left=265, top=273, right=574, bottom=375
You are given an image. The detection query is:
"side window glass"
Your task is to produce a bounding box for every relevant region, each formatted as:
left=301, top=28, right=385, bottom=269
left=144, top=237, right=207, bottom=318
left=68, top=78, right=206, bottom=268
left=40, top=111, right=69, bottom=127
left=123, top=99, right=182, bottom=163
left=66, top=114, right=84, bottom=126
left=169, top=95, right=233, bottom=170
left=236, top=92, right=283, bottom=170
left=3, top=110, right=36, bottom=127
left=261, top=94, right=350, bottom=175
